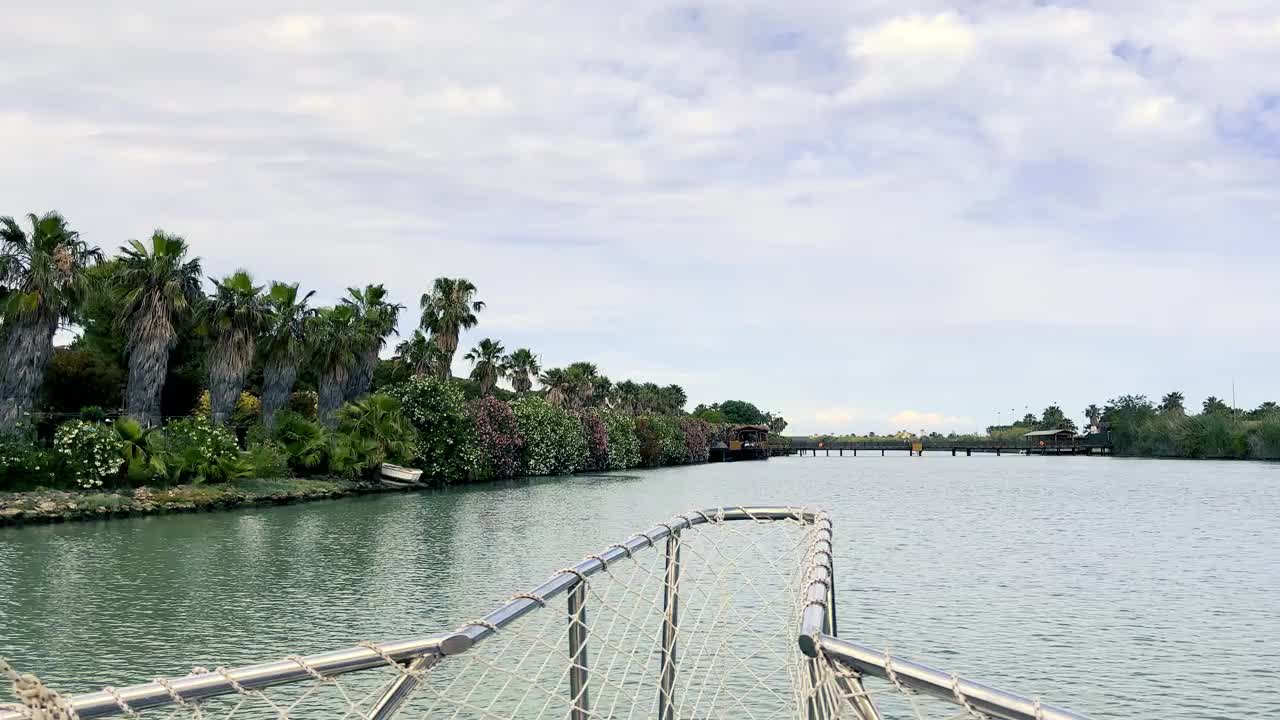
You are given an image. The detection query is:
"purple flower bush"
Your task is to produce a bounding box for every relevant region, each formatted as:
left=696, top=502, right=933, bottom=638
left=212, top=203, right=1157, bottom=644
left=574, top=409, right=610, bottom=471
left=470, top=396, right=524, bottom=479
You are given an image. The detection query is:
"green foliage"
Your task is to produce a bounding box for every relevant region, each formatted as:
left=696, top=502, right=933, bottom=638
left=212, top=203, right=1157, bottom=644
left=270, top=411, right=330, bottom=472
left=113, top=417, right=167, bottom=483
left=635, top=415, right=685, bottom=467
left=288, top=390, right=318, bottom=419
left=691, top=405, right=729, bottom=424
left=53, top=420, right=124, bottom=490
left=329, top=394, right=418, bottom=478
left=387, top=376, right=478, bottom=483
left=194, top=390, right=262, bottom=426
left=154, top=418, right=241, bottom=484
left=245, top=440, right=290, bottom=478
left=600, top=410, right=641, bottom=470
left=40, top=347, right=125, bottom=414
left=1202, top=396, right=1231, bottom=416
left=510, top=396, right=587, bottom=476
left=0, top=433, right=57, bottom=490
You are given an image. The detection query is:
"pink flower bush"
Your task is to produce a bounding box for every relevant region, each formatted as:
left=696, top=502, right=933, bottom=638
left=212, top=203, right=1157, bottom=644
left=469, top=396, right=524, bottom=479
left=574, top=409, right=610, bottom=471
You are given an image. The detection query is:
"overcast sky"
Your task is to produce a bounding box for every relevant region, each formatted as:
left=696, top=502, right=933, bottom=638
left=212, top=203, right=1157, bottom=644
left=3, top=2, right=1278, bottom=435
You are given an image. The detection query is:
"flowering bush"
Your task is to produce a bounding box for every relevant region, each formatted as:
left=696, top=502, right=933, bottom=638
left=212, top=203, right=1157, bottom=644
left=511, top=396, right=587, bottom=476
left=387, top=376, right=478, bottom=483
left=0, top=433, right=58, bottom=490
left=195, top=390, right=262, bottom=426
left=54, top=420, right=125, bottom=489
left=288, top=390, right=319, bottom=420
left=574, top=409, right=610, bottom=471
left=600, top=411, right=641, bottom=470
left=155, top=418, right=243, bottom=484
left=470, top=397, right=524, bottom=480
left=679, top=417, right=712, bottom=464
left=635, top=415, right=685, bottom=467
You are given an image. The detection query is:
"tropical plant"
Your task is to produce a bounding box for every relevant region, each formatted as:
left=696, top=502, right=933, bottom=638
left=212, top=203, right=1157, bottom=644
left=419, top=277, right=484, bottom=380
left=539, top=367, right=572, bottom=408
left=154, top=417, right=242, bottom=484
left=329, top=394, right=417, bottom=478
left=563, top=362, right=601, bottom=409
left=113, top=417, right=167, bottom=483
left=1202, top=396, right=1231, bottom=416
left=465, top=338, right=506, bottom=396
left=260, top=281, right=315, bottom=428
left=394, top=329, right=437, bottom=376
left=599, top=410, right=641, bottom=469
left=767, top=415, right=788, bottom=433
left=504, top=348, right=540, bottom=393
left=634, top=415, right=684, bottom=467
left=114, top=231, right=204, bottom=426
left=39, top=346, right=125, bottom=415
left=342, top=284, right=403, bottom=401
left=1159, top=392, right=1186, bottom=415
left=387, top=376, right=478, bottom=483
left=270, top=410, right=330, bottom=472
left=510, top=396, right=587, bottom=476
left=53, top=420, right=125, bottom=489
left=1084, top=404, right=1102, bottom=427
left=204, top=270, right=267, bottom=425
left=308, top=305, right=358, bottom=427
left=0, top=212, right=102, bottom=432
left=469, top=396, right=524, bottom=480
left=194, top=390, right=262, bottom=427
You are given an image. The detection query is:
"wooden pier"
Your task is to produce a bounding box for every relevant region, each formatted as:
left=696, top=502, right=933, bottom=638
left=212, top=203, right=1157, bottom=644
left=772, top=438, right=1113, bottom=457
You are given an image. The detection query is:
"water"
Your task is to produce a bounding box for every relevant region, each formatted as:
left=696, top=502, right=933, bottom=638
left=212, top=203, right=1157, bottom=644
left=1, top=456, right=1277, bottom=718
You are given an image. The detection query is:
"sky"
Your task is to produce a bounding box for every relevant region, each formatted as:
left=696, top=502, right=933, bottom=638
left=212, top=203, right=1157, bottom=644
left=3, top=1, right=1279, bottom=435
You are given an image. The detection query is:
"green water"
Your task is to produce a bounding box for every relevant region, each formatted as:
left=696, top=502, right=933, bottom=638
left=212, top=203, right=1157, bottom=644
left=2, top=456, right=1278, bottom=718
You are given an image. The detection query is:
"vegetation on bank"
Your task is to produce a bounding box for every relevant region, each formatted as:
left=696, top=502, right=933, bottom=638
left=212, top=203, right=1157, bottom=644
left=0, top=210, right=786, bottom=493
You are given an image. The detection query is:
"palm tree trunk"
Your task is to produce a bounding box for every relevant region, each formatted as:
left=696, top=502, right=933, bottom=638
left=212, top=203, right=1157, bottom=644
left=261, top=355, right=300, bottom=429
left=346, top=348, right=377, bottom=402
left=0, top=313, right=58, bottom=434
left=125, top=302, right=174, bottom=428
left=434, top=334, right=458, bottom=380
left=319, top=365, right=349, bottom=428
left=208, top=331, right=253, bottom=426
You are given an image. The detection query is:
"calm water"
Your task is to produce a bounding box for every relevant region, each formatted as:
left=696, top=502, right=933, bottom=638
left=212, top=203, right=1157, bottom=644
left=1, top=456, right=1278, bottom=718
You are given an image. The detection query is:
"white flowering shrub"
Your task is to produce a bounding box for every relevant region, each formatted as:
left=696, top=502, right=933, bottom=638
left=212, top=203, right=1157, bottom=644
left=54, top=420, right=125, bottom=490
left=511, top=396, right=588, bottom=476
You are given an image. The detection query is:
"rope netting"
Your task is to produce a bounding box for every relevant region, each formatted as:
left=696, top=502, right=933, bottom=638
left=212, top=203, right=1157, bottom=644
left=2, top=507, right=1087, bottom=720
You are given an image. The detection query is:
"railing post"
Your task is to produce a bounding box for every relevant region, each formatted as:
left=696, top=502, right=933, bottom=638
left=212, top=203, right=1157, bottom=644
left=368, top=655, right=440, bottom=720
left=658, top=530, right=681, bottom=720
left=568, top=581, right=590, bottom=720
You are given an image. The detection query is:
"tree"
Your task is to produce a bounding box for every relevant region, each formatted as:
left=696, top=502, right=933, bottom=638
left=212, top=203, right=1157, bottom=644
left=419, top=277, right=484, bottom=380
left=1020, top=413, right=1037, bottom=426
left=1202, top=396, right=1230, bottom=416
left=1159, top=391, right=1185, bottom=415
left=203, top=270, right=267, bottom=426
left=504, top=348, right=540, bottom=393
left=1248, top=401, right=1280, bottom=420
left=611, top=380, right=643, bottom=414
left=308, top=305, right=359, bottom=427
left=1084, top=404, right=1101, bottom=427
left=115, top=231, right=203, bottom=427
left=0, top=212, right=102, bottom=432
left=260, top=281, right=315, bottom=429
left=565, top=362, right=601, bottom=409
left=40, top=346, right=125, bottom=414
left=394, top=330, right=432, bottom=375
left=342, top=284, right=403, bottom=401
left=1038, top=405, right=1076, bottom=432
left=465, top=338, right=506, bottom=396
left=539, top=367, right=572, bottom=408
left=658, top=384, right=687, bottom=414
left=718, top=400, right=768, bottom=425
left=692, top=403, right=729, bottom=424
left=768, top=415, right=788, bottom=433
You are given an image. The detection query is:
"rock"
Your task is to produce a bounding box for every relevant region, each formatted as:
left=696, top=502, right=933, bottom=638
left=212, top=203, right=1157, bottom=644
left=1, top=508, right=23, bottom=519
left=36, top=500, right=58, bottom=513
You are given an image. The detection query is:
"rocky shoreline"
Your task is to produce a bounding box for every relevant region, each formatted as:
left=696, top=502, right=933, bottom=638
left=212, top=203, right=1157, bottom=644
left=0, top=477, right=420, bottom=527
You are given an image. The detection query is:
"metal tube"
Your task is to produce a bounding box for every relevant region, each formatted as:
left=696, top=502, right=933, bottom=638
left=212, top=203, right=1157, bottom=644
left=567, top=581, right=590, bottom=720
left=0, top=635, right=454, bottom=720
left=658, top=531, right=681, bottom=720
left=816, top=635, right=1091, bottom=720
left=367, top=654, right=441, bottom=720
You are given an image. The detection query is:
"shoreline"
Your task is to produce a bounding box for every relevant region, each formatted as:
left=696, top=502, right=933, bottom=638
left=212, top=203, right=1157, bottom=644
left=0, top=477, right=426, bottom=528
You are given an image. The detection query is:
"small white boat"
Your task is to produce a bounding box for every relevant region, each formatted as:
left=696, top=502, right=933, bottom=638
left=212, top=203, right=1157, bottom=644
left=380, top=463, right=424, bottom=483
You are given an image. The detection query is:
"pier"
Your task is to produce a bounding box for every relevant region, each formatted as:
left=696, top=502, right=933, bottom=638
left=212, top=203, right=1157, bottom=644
left=773, top=438, right=1113, bottom=457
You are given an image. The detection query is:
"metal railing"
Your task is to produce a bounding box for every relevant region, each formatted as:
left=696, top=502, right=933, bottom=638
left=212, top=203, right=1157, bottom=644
left=1, top=506, right=1092, bottom=720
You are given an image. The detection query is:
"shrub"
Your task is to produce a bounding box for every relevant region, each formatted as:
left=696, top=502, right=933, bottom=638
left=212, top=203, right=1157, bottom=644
left=288, top=390, right=319, bottom=420
left=511, top=396, right=587, bottom=476
left=113, top=417, right=167, bottom=484
left=40, top=346, right=125, bottom=415
left=470, top=397, right=524, bottom=480
left=246, top=440, right=290, bottom=478
left=387, top=376, right=478, bottom=483
left=0, top=433, right=57, bottom=490
left=155, top=418, right=242, bottom=484
left=329, top=394, right=418, bottom=479
left=679, top=417, right=711, bottom=464
left=635, top=415, right=684, bottom=467
left=270, top=411, right=330, bottom=473
left=600, top=411, right=641, bottom=470
left=79, top=406, right=108, bottom=422
left=574, top=409, right=610, bottom=471
left=195, top=390, right=262, bottom=427
left=54, top=420, right=125, bottom=490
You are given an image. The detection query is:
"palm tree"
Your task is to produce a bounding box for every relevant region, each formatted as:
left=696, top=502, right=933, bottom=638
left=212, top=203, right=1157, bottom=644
left=419, top=277, right=484, bottom=380
left=659, top=384, right=688, bottom=414
left=0, top=212, right=101, bottom=433
left=115, top=231, right=203, bottom=427
left=1159, top=392, right=1185, bottom=415
left=395, top=329, right=432, bottom=374
left=203, top=271, right=267, bottom=426
left=342, top=284, right=403, bottom=401
left=540, top=367, right=572, bottom=408
left=308, top=305, right=358, bottom=427
left=1084, top=404, right=1102, bottom=428
left=261, top=281, right=315, bottom=428
left=564, top=362, right=600, bottom=409
left=465, top=338, right=506, bottom=396
left=610, top=380, right=643, bottom=414
left=504, top=348, right=540, bottom=393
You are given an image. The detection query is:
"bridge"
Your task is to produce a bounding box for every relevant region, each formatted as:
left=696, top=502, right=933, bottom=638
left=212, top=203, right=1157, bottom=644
left=772, top=437, right=1113, bottom=457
